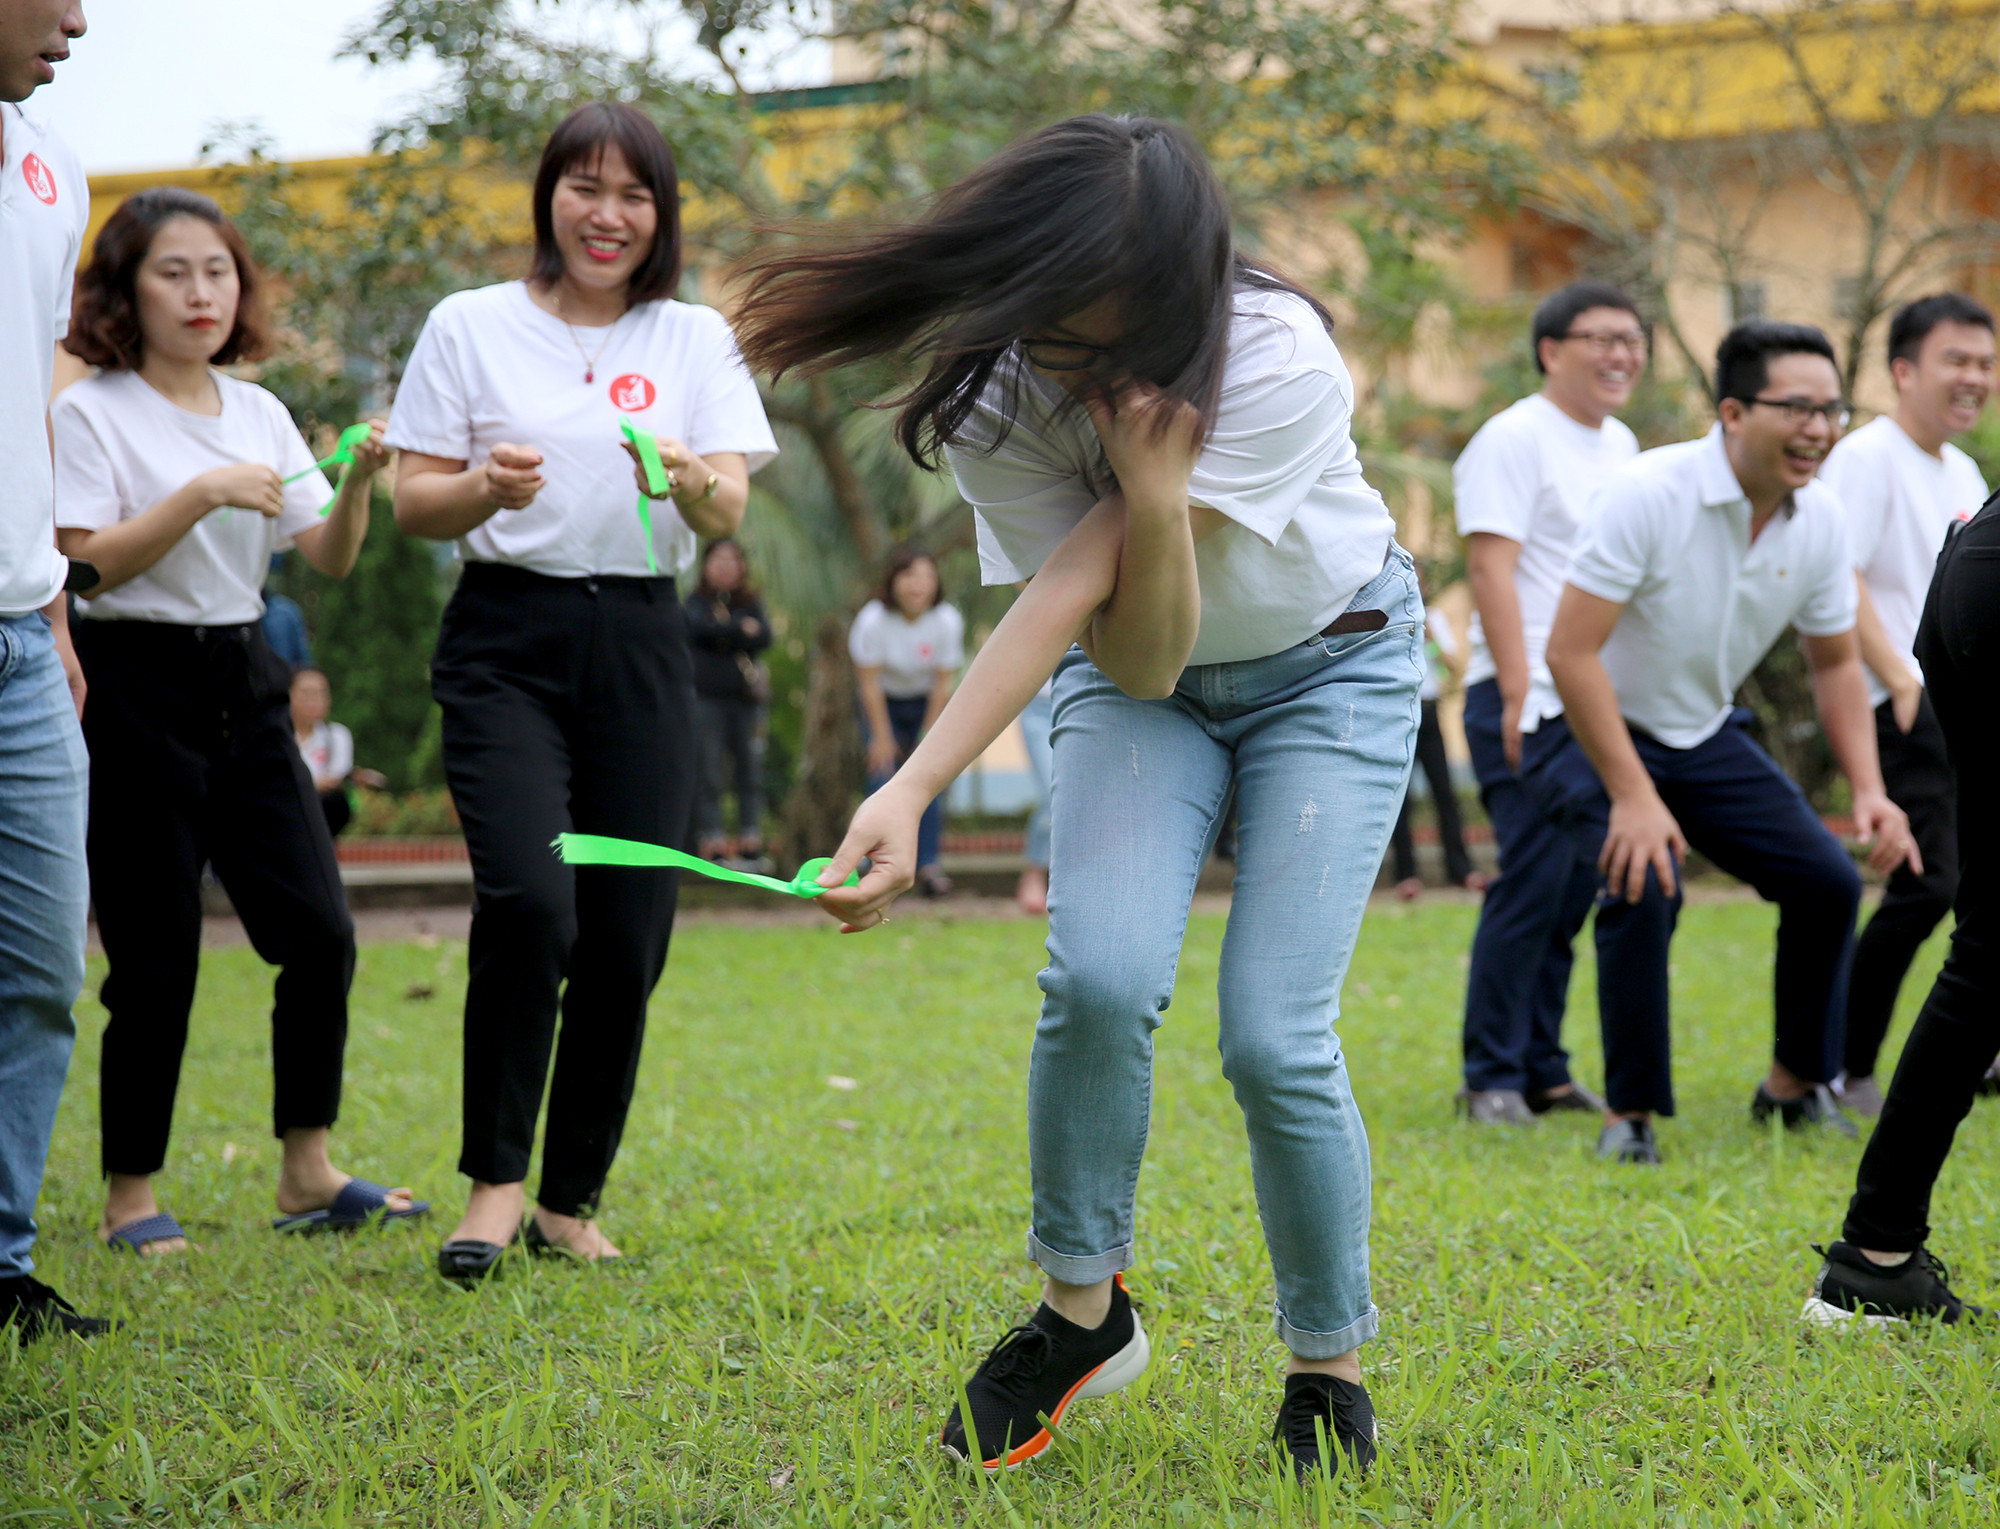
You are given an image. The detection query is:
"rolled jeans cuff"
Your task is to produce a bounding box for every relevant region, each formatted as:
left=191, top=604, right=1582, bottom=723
left=1274, top=1300, right=1379, bottom=1359
left=1026, top=1229, right=1132, bottom=1286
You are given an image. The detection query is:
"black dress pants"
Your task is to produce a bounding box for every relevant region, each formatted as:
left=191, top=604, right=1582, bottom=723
left=433, top=564, right=695, bottom=1218
left=1389, top=698, right=1473, bottom=885
left=1844, top=499, right=2000, bottom=1251
left=76, top=620, right=355, bottom=1177
left=1842, top=694, right=1958, bottom=1079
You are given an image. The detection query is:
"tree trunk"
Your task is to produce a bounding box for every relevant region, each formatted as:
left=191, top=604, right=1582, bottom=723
left=778, top=612, right=864, bottom=873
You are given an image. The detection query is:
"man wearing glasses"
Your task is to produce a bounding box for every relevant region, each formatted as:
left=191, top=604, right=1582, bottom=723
left=1817, top=294, right=1994, bottom=1117
left=1453, top=282, right=1643, bottom=1127
left=1529, top=320, right=1919, bottom=1164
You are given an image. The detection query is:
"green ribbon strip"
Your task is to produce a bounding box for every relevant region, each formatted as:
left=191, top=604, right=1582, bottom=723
left=282, top=422, right=374, bottom=517
left=619, top=415, right=674, bottom=576
left=554, top=833, right=859, bottom=899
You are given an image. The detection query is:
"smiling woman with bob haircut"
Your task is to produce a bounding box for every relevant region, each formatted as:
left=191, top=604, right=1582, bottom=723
left=387, top=102, right=777, bottom=1282
left=52, top=186, right=416, bottom=1258
left=732, top=113, right=1420, bottom=1481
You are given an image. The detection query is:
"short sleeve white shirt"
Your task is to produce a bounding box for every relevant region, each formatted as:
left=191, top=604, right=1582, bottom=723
left=54, top=370, right=335, bottom=626
left=947, top=287, right=1396, bottom=666
left=0, top=103, right=88, bottom=615
left=298, top=720, right=354, bottom=782
left=1453, top=393, right=1638, bottom=702
left=1564, top=425, right=1858, bottom=749
left=386, top=283, right=777, bottom=580
left=1818, top=414, right=1988, bottom=706
left=848, top=599, right=964, bottom=698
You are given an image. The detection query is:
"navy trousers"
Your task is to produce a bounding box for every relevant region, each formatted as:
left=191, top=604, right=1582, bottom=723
left=1460, top=680, right=1596, bottom=1093
left=1522, top=710, right=1862, bottom=1116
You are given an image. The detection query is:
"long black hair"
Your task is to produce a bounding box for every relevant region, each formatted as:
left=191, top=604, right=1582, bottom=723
left=732, top=114, right=1330, bottom=469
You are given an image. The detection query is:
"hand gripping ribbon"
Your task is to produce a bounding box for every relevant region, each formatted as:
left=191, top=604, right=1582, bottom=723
left=554, top=833, right=859, bottom=898
left=282, top=422, right=375, bottom=517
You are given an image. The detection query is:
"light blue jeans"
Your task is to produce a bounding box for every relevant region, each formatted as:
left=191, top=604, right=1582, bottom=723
left=1028, top=550, right=1423, bottom=1357
left=0, top=612, right=88, bottom=1278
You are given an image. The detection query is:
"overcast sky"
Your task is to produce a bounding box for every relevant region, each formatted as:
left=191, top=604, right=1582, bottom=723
left=45, top=1, right=827, bottom=174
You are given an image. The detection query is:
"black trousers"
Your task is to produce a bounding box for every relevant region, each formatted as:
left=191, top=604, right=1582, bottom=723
left=692, top=691, right=764, bottom=843
left=433, top=564, right=695, bottom=1218
left=1389, top=698, right=1472, bottom=884
left=1845, top=500, right=2000, bottom=1251
left=76, top=620, right=355, bottom=1177
left=1843, top=694, right=1958, bottom=1079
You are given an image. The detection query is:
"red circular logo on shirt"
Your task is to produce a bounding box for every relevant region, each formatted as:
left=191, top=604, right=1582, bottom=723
left=608, top=373, right=656, bottom=411
left=22, top=153, right=56, bottom=205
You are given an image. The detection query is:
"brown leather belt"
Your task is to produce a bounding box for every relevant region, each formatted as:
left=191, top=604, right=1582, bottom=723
left=1320, top=609, right=1388, bottom=637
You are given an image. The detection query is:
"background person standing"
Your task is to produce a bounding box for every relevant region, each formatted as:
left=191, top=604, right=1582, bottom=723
left=683, top=538, right=771, bottom=866
left=1387, top=601, right=1475, bottom=899
left=1817, top=293, right=1994, bottom=1116
left=1453, top=282, right=1640, bottom=1125
left=0, top=0, right=109, bottom=1340
left=390, top=103, right=775, bottom=1280
left=850, top=549, right=963, bottom=898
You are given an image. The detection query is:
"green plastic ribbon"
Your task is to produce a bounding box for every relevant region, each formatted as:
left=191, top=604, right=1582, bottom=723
left=619, top=415, right=673, bottom=575
left=283, top=422, right=374, bottom=517
left=554, top=833, right=858, bottom=898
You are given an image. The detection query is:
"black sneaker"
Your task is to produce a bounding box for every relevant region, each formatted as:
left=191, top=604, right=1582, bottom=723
left=939, top=1274, right=1150, bottom=1470
left=1751, top=1083, right=1858, bottom=1138
left=1526, top=1081, right=1607, bottom=1115
left=1597, top=1118, right=1660, bottom=1164
left=0, top=1275, right=118, bottom=1343
left=1801, top=1241, right=1985, bottom=1328
left=1273, top=1372, right=1377, bottom=1480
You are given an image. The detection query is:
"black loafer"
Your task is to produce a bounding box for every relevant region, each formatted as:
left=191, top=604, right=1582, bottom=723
left=523, top=1216, right=624, bottom=1263
left=438, top=1230, right=518, bottom=1284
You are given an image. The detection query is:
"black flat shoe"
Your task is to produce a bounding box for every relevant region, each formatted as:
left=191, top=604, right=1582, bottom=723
left=437, top=1229, right=519, bottom=1285
left=523, top=1216, right=623, bottom=1263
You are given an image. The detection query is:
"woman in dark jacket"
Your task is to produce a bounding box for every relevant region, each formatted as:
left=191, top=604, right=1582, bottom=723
left=683, top=539, right=772, bottom=864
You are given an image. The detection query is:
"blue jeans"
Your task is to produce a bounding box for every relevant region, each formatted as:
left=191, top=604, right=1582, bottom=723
left=1459, top=681, right=1597, bottom=1094
left=1019, top=686, right=1054, bottom=869
left=0, top=613, right=88, bottom=1278
left=1522, top=710, right=1862, bottom=1116
left=865, top=694, right=944, bottom=871
left=1029, top=551, right=1422, bottom=1357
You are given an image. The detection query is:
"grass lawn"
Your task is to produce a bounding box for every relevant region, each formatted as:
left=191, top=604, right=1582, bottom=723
left=4, top=899, right=1994, bottom=1527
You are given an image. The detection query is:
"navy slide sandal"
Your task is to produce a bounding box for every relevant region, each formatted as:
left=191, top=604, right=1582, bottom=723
left=105, top=1212, right=187, bottom=1254
left=272, top=1178, right=431, bottom=1234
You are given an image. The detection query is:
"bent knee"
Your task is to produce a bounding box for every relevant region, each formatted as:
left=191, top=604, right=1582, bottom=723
left=1038, top=963, right=1168, bottom=1033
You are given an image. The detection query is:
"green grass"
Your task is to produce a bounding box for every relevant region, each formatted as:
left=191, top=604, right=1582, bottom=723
left=3, top=900, right=1994, bottom=1527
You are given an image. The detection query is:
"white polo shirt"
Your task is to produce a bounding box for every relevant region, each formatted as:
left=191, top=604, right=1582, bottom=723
left=1818, top=414, right=1988, bottom=707
left=949, top=286, right=1396, bottom=666
left=0, top=102, right=88, bottom=615
left=1563, top=425, right=1857, bottom=750
left=386, top=282, right=778, bottom=580
left=1453, top=393, right=1638, bottom=716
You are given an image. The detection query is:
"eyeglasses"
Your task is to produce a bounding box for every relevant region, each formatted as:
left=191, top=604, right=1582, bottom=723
left=1561, top=329, right=1649, bottom=356
left=1021, top=337, right=1116, bottom=371
left=1745, top=395, right=1852, bottom=430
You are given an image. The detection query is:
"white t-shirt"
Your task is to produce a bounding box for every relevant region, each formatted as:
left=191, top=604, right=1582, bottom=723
left=54, top=370, right=336, bottom=626
left=849, top=599, right=965, bottom=698
left=1818, top=414, right=1988, bottom=706
left=297, top=720, right=354, bottom=783
left=385, top=282, right=778, bottom=580
left=0, top=103, right=87, bottom=615
left=1453, top=393, right=1639, bottom=711
left=1420, top=608, right=1458, bottom=702
left=949, top=286, right=1396, bottom=666
left=1565, top=426, right=1857, bottom=750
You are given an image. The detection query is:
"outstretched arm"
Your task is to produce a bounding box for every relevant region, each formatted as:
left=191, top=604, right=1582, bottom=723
left=815, top=498, right=1127, bottom=929
left=1802, top=628, right=1918, bottom=877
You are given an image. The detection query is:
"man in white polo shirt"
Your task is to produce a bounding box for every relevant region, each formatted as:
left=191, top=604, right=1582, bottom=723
left=1454, top=281, right=1641, bottom=1126
left=0, top=0, right=111, bottom=1342
left=1817, top=293, right=1994, bottom=1116
left=1531, top=320, right=1918, bottom=1165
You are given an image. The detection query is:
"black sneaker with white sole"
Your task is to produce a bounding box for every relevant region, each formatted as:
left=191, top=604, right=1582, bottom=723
left=1751, top=1083, right=1858, bottom=1137
left=939, top=1274, right=1150, bottom=1470
left=0, top=1275, right=118, bottom=1344
left=1273, top=1372, right=1377, bottom=1480
left=1801, top=1241, right=1985, bottom=1327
